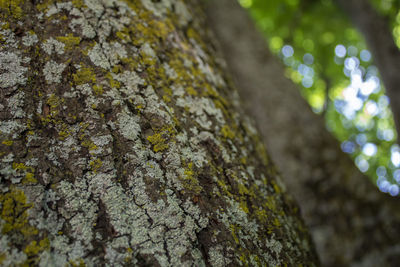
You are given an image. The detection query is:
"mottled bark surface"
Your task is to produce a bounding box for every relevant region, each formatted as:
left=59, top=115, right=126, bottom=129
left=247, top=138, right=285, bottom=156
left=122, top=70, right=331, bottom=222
left=334, top=0, right=400, bottom=143
left=206, top=1, right=400, bottom=266
left=0, top=0, right=318, bottom=266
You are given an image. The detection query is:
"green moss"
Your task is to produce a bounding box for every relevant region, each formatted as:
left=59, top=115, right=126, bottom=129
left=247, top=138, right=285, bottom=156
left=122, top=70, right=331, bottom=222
left=115, top=31, right=131, bottom=42
left=69, top=259, right=86, bottom=267
left=273, top=217, right=281, bottom=227
left=216, top=179, right=233, bottom=197
left=230, top=224, right=240, bottom=244
left=220, top=125, right=235, bottom=140
left=140, top=50, right=157, bottom=66
left=89, top=158, right=102, bottom=173
left=264, top=196, right=277, bottom=212
left=147, top=132, right=169, bottom=152
left=71, top=0, right=85, bottom=9
left=239, top=200, right=249, bottom=213
left=35, top=0, right=54, bottom=12
left=58, top=127, right=71, bottom=141
left=81, top=139, right=97, bottom=151
left=92, top=85, right=103, bottom=95
left=24, top=238, right=49, bottom=256
left=133, top=17, right=174, bottom=45
left=271, top=180, right=282, bottom=194
left=186, top=86, right=198, bottom=96
left=237, top=183, right=249, bottom=195
left=56, top=34, right=81, bottom=50
left=106, top=72, right=121, bottom=89
left=254, top=209, right=268, bottom=224
left=0, top=0, right=24, bottom=19
left=0, top=187, right=38, bottom=236
left=0, top=253, right=6, bottom=264
left=46, top=94, right=64, bottom=118
left=2, top=140, right=13, bottom=146
left=147, top=125, right=176, bottom=152
left=12, top=162, right=28, bottom=171
left=22, top=172, right=37, bottom=184
left=180, top=162, right=202, bottom=194
left=162, top=95, right=171, bottom=103
left=73, top=67, right=96, bottom=85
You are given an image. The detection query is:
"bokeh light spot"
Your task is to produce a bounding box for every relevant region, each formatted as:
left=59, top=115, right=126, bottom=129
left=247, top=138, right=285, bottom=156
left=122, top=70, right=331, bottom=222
left=360, top=49, right=371, bottom=62
left=335, top=44, right=346, bottom=57
left=282, top=45, right=294, bottom=57
left=362, top=143, right=377, bottom=157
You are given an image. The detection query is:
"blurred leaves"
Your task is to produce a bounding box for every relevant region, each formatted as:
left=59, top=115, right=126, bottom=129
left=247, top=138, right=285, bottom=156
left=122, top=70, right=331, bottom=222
left=241, top=0, right=400, bottom=195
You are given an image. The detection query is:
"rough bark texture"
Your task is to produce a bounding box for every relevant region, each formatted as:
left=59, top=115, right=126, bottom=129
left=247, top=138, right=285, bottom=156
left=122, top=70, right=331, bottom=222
left=0, top=0, right=319, bottom=266
left=206, top=1, right=400, bottom=266
left=334, top=0, right=400, bottom=143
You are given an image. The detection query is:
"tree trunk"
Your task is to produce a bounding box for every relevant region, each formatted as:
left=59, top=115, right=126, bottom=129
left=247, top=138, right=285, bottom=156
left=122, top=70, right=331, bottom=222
left=0, top=0, right=318, bottom=265
left=206, top=1, right=400, bottom=266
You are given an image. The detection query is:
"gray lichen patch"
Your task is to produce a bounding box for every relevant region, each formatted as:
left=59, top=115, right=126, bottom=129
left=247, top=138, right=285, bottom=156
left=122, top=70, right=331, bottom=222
left=22, top=32, right=39, bottom=47
left=0, top=52, right=28, bottom=88
left=41, top=37, right=65, bottom=55
left=43, top=60, right=66, bottom=84
left=88, top=43, right=111, bottom=70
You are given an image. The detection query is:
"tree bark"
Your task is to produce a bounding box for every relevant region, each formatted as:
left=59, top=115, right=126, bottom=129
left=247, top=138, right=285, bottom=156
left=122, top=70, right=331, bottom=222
left=0, top=0, right=318, bottom=265
left=334, top=0, right=400, bottom=143
left=206, top=1, right=400, bottom=266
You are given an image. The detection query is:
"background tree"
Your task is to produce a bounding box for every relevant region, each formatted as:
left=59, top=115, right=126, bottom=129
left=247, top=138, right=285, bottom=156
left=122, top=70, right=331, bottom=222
left=0, top=0, right=319, bottom=265
left=206, top=0, right=400, bottom=266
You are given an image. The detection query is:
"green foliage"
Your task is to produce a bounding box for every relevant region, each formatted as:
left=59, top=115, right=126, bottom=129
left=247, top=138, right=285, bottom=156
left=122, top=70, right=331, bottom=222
left=241, top=0, right=400, bottom=196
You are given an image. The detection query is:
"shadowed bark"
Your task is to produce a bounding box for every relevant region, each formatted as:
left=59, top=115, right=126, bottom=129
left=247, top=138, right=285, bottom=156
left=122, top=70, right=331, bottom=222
left=0, top=0, right=318, bottom=265
left=206, top=0, right=400, bottom=266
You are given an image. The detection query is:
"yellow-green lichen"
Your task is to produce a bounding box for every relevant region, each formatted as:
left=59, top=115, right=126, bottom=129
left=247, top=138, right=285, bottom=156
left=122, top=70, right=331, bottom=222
left=106, top=72, right=121, bottom=89
left=69, top=258, right=87, bottom=267
left=180, top=162, right=202, bottom=194
left=56, top=34, right=81, bottom=50
left=186, top=86, right=198, bottom=96
left=89, top=158, right=102, bottom=172
left=0, top=0, right=24, bottom=19
left=58, top=127, right=72, bottom=141
left=0, top=253, right=6, bottom=264
left=264, top=196, right=277, bottom=213
left=24, top=238, right=49, bottom=257
left=0, top=187, right=38, bottom=236
left=22, top=172, right=37, bottom=184
left=220, top=125, right=235, bottom=140
left=239, top=200, right=249, bottom=213
left=2, top=140, right=13, bottom=146
left=216, top=179, right=233, bottom=197
left=273, top=217, right=281, bottom=228
left=73, top=67, right=96, bottom=85
left=35, top=0, right=55, bottom=12
left=230, top=224, right=240, bottom=245
left=71, top=0, right=86, bottom=9
left=92, top=85, right=103, bottom=95
left=147, top=132, right=169, bottom=152
left=81, top=139, right=97, bottom=152
left=146, top=125, right=176, bottom=152
left=271, top=180, right=282, bottom=194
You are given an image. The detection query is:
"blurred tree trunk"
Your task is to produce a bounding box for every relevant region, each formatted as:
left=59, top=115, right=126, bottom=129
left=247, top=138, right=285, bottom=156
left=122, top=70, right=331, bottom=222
left=206, top=1, right=400, bottom=266
left=334, top=0, right=400, bottom=144
left=0, top=0, right=318, bottom=266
